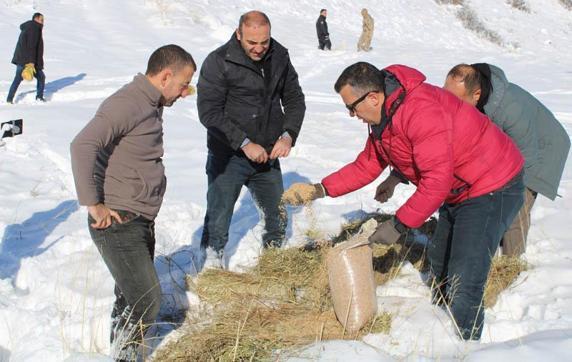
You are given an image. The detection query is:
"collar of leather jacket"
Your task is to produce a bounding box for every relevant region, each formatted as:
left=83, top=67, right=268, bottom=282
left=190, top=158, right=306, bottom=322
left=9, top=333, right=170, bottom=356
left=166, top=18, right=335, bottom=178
left=224, top=33, right=289, bottom=73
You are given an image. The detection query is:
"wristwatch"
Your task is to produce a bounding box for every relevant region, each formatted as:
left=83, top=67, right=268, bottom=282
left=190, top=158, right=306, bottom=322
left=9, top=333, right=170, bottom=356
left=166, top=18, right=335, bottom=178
left=393, top=217, right=408, bottom=234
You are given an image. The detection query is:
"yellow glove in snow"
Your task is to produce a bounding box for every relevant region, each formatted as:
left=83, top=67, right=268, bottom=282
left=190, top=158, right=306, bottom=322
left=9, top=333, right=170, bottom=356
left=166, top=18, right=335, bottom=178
left=21, top=63, right=36, bottom=81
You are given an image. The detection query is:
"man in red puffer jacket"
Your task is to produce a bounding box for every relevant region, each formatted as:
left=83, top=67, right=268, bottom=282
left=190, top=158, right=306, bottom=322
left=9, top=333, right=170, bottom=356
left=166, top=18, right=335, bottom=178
left=283, top=62, right=524, bottom=340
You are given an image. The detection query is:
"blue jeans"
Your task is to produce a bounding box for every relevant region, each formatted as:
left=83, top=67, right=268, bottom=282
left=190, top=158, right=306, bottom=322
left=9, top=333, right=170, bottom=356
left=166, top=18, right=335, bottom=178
left=201, top=152, right=287, bottom=252
left=7, top=64, right=45, bottom=102
left=428, top=171, right=524, bottom=340
left=88, top=210, right=161, bottom=360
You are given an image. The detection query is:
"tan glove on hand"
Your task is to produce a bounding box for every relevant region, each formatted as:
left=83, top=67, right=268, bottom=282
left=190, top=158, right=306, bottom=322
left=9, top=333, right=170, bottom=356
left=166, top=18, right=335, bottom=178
left=282, top=183, right=326, bottom=206
left=368, top=217, right=407, bottom=245
left=22, top=63, right=36, bottom=81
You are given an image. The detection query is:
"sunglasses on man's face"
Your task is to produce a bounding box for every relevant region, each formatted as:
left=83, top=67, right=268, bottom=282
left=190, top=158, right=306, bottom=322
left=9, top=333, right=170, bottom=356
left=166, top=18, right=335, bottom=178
left=345, top=91, right=373, bottom=113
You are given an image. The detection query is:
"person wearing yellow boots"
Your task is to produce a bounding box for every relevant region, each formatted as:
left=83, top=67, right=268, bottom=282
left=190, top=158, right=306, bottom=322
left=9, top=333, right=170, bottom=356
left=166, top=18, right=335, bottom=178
left=7, top=13, right=46, bottom=104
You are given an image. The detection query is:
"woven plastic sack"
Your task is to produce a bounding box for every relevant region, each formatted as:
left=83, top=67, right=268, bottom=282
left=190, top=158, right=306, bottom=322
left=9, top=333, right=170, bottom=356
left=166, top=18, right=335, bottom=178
left=327, top=231, right=377, bottom=333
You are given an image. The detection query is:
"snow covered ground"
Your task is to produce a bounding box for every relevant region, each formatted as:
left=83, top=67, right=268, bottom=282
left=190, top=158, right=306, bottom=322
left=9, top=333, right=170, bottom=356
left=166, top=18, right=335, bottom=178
left=0, top=0, right=571, bottom=360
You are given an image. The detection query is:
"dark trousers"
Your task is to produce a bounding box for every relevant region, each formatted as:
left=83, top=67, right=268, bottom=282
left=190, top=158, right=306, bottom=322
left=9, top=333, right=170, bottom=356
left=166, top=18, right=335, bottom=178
left=428, top=172, right=524, bottom=340
left=7, top=64, right=45, bottom=102
left=201, top=152, right=287, bottom=252
left=318, top=38, right=331, bottom=50
left=88, top=211, right=161, bottom=361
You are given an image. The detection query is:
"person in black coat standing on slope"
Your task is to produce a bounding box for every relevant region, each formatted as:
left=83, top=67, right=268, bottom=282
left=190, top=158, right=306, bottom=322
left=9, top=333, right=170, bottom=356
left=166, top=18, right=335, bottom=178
left=7, top=13, right=46, bottom=104
left=316, top=9, right=331, bottom=50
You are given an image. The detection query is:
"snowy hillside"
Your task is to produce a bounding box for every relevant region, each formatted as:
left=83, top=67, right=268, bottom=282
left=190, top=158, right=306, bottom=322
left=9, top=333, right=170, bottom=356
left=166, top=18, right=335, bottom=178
left=1, top=0, right=571, bottom=360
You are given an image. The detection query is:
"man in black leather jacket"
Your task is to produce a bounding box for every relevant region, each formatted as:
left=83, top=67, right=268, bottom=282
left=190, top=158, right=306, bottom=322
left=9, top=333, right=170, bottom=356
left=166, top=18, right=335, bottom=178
left=197, top=10, right=305, bottom=267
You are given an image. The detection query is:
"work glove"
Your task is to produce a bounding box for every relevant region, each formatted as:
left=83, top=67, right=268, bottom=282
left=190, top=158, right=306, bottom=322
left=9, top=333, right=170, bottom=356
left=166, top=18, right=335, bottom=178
left=21, top=63, right=36, bottom=81
left=368, top=216, right=408, bottom=245
left=374, top=174, right=401, bottom=203
left=282, top=183, right=326, bottom=206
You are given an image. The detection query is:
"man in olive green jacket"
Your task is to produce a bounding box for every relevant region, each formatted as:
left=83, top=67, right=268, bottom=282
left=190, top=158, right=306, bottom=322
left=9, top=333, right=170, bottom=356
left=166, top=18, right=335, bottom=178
left=443, top=63, right=570, bottom=256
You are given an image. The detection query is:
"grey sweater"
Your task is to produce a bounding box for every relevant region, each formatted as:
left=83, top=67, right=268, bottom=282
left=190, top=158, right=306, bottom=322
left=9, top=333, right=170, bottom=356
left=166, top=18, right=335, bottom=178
left=70, top=74, right=166, bottom=220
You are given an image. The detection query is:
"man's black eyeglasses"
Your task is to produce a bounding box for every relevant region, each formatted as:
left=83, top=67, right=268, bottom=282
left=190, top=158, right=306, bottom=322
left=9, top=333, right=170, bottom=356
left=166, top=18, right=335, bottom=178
left=345, top=91, right=374, bottom=113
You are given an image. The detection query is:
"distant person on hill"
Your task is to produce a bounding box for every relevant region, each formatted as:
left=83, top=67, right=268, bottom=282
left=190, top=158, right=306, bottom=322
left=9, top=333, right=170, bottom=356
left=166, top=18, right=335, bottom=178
left=283, top=62, right=524, bottom=341
left=197, top=10, right=306, bottom=269
left=7, top=13, right=46, bottom=104
left=70, top=45, right=196, bottom=361
left=316, top=8, right=331, bottom=50
left=443, top=63, right=570, bottom=257
left=357, top=8, right=374, bottom=52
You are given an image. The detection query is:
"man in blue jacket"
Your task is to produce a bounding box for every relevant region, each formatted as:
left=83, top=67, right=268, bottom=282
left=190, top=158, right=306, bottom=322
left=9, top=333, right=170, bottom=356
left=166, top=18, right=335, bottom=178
left=7, top=13, right=46, bottom=103
left=197, top=11, right=305, bottom=268
left=444, top=63, right=570, bottom=256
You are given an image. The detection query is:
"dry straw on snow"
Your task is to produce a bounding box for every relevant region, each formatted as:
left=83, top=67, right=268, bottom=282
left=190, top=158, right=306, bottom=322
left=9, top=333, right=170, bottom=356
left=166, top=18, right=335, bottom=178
left=155, top=213, right=527, bottom=360
left=484, top=255, right=528, bottom=308
left=156, top=246, right=390, bottom=361
left=559, top=0, right=572, bottom=11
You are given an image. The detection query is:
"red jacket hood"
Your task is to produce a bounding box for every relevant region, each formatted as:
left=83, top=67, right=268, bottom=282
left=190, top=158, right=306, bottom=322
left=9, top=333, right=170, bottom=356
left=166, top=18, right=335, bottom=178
left=380, top=65, right=426, bottom=114
left=384, top=65, right=426, bottom=91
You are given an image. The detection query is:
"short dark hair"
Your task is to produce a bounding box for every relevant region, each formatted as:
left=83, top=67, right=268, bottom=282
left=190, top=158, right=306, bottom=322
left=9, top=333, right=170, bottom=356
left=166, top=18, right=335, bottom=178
left=334, top=62, right=385, bottom=95
left=145, top=44, right=196, bottom=76
left=447, top=63, right=481, bottom=95
left=320, top=9, right=327, bottom=13
left=238, top=11, right=271, bottom=35
left=32, top=12, right=43, bottom=20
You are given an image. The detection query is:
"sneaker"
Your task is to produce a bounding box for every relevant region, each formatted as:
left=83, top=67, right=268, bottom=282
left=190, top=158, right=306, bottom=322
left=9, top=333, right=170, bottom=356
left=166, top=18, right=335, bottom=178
left=36, top=96, right=46, bottom=102
left=203, top=247, right=225, bottom=270
left=263, top=239, right=284, bottom=249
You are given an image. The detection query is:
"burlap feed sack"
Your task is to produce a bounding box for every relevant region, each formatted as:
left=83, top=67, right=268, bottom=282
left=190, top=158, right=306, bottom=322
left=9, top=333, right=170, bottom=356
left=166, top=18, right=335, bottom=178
left=327, top=235, right=377, bottom=333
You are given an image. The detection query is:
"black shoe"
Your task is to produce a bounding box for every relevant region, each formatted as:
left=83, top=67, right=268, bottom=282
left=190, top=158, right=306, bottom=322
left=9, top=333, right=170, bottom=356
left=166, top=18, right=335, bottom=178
left=6, top=99, right=13, bottom=104
left=36, top=96, right=46, bottom=102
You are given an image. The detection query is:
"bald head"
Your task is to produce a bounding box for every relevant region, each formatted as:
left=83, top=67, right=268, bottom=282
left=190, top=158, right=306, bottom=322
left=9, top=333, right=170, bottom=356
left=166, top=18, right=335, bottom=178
left=236, top=11, right=272, bottom=61
left=238, top=10, right=271, bottom=35
left=444, top=63, right=482, bottom=106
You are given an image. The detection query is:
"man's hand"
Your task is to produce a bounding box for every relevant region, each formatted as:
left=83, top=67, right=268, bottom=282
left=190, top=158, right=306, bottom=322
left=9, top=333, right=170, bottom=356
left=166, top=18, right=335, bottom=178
left=282, top=183, right=326, bottom=206
left=375, top=174, right=401, bottom=203
left=270, top=135, right=292, bottom=159
left=88, top=204, right=122, bottom=229
left=242, top=142, right=269, bottom=163
left=368, top=217, right=407, bottom=245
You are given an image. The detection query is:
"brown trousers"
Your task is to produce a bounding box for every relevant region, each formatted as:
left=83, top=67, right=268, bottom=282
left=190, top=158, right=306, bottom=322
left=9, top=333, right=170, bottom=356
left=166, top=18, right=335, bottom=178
left=501, top=187, right=537, bottom=256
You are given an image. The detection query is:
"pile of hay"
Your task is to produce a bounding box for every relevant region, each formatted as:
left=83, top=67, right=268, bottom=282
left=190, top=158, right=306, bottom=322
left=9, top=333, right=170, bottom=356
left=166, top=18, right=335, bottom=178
left=155, top=213, right=527, bottom=360
left=484, top=255, right=528, bottom=308
left=156, top=247, right=391, bottom=361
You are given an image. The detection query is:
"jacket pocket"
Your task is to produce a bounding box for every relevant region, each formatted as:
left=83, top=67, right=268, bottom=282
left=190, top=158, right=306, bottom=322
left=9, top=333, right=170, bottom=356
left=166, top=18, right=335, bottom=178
left=134, top=162, right=166, bottom=204
left=104, top=161, right=167, bottom=205
left=451, top=174, right=472, bottom=195
left=104, top=163, right=144, bottom=200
